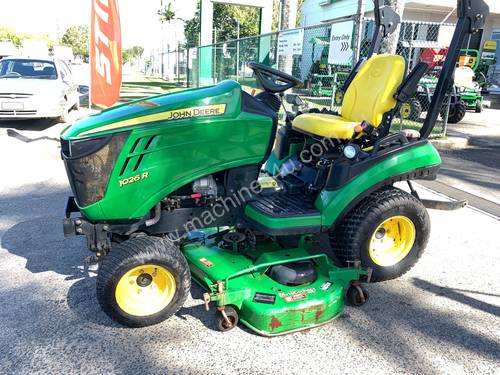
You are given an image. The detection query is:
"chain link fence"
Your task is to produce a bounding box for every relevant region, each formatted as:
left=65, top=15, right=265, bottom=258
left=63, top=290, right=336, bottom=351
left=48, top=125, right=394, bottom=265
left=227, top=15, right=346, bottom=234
left=160, top=17, right=457, bottom=137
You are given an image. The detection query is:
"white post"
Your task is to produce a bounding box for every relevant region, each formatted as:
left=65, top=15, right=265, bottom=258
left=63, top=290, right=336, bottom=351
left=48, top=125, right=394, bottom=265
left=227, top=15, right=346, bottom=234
left=236, top=19, right=240, bottom=81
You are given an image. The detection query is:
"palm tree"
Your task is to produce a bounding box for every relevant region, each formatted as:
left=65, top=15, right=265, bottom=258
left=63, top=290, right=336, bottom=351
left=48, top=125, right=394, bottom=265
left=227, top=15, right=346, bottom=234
left=158, top=2, right=176, bottom=24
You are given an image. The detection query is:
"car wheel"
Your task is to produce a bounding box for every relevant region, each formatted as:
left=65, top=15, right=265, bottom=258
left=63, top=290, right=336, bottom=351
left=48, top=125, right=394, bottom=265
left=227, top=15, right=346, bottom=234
left=73, top=95, right=80, bottom=111
left=58, top=101, right=69, bottom=123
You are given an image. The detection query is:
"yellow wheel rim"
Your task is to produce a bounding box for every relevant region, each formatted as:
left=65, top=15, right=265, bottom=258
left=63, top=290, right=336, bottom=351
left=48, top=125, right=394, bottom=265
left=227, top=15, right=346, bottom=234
left=335, top=91, right=344, bottom=105
left=369, top=216, right=416, bottom=267
left=401, top=103, right=412, bottom=119
left=115, top=264, right=176, bottom=317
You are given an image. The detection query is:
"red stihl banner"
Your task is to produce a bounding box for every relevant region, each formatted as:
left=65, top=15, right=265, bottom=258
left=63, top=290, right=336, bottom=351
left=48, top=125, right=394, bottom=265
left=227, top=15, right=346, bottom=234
left=90, top=0, right=122, bottom=108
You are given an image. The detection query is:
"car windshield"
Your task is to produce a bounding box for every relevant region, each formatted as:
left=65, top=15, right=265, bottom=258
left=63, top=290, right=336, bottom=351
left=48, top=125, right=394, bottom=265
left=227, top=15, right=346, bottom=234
left=0, top=59, right=57, bottom=79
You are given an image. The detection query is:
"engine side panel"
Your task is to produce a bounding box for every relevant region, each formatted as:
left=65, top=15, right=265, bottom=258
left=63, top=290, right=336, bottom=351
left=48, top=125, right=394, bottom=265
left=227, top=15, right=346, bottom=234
left=63, top=81, right=274, bottom=220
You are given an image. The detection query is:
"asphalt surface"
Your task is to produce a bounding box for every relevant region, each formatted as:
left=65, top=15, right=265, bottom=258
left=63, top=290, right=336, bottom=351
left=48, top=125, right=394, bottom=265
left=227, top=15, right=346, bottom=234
left=435, top=109, right=500, bottom=206
left=0, top=115, right=499, bottom=375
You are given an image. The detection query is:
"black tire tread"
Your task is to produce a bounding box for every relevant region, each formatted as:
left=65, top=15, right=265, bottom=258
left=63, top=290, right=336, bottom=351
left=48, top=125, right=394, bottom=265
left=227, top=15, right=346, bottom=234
left=447, top=101, right=467, bottom=123
left=96, top=236, right=190, bottom=327
left=330, top=187, right=430, bottom=282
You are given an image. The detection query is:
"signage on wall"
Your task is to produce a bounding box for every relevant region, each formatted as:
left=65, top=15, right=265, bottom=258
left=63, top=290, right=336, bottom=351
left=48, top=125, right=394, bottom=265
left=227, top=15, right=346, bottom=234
left=278, top=28, right=304, bottom=56
left=328, top=20, right=354, bottom=65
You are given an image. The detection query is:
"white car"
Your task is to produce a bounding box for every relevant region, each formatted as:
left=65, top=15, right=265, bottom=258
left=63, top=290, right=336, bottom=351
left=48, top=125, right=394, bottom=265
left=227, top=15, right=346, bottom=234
left=0, top=57, right=79, bottom=121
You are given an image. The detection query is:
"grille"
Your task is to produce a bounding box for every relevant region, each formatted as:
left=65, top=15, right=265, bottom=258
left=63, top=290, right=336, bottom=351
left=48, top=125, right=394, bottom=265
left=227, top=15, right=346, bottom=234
left=63, top=133, right=128, bottom=207
left=118, top=135, right=157, bottom=177
left=0, top=110, right=37, bottom=115
left=0, top=93, right=33, bottom=99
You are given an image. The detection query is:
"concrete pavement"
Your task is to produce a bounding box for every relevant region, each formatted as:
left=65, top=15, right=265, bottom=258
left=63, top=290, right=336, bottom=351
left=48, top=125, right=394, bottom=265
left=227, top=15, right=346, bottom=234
left=0, top=116, right=499, bottom=375
left=433, top=109, right=500, bottom=206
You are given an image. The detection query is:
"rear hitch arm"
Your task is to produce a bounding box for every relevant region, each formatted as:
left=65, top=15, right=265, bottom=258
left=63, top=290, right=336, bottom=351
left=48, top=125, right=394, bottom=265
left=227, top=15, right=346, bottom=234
left=407, top=181, right=467, bottom=211
left=421, top=199, right=467, bottom=211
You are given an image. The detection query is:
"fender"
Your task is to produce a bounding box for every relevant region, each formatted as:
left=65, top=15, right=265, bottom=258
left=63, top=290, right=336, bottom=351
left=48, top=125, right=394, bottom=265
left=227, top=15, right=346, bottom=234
left=316, top=141, right=441, bottom=229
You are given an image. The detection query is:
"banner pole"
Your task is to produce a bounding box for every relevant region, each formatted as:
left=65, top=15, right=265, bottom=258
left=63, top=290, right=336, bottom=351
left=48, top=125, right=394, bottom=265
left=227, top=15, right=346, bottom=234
left=88, top=0, right=92, bottom=109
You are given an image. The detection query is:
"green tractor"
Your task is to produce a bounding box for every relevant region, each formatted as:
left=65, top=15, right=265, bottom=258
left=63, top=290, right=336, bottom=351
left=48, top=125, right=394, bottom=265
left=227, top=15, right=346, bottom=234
left=456, top=48, right=485, bottom=113
left=307, top=37, right=350, bottom=100
left=61, top=0, right=487, bottom=335
left=403, top=48, right=490, bottom=124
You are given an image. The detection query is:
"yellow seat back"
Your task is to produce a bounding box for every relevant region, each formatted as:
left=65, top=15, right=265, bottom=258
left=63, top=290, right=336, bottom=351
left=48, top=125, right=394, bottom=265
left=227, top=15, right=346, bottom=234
left=341, top=54, right=406, bottom=127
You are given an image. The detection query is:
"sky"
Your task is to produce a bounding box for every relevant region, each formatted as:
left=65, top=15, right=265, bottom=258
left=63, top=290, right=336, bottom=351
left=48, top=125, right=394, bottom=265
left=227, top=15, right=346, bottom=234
left=0, top=0, right=197, bottom=50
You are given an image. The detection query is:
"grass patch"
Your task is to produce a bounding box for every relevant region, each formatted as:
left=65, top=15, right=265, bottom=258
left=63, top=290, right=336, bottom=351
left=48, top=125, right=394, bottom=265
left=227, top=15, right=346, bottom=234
left=119, top=77, right=182, bottom=102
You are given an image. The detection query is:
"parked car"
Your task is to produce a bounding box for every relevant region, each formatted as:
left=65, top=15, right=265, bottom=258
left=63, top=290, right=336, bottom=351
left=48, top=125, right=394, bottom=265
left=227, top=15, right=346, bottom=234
left=0, top=57, right=79, bottom=121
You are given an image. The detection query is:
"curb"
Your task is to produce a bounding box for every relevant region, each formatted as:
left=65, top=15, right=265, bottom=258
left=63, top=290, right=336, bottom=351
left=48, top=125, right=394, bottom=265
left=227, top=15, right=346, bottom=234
left=431, top=134, right=469, bottom=150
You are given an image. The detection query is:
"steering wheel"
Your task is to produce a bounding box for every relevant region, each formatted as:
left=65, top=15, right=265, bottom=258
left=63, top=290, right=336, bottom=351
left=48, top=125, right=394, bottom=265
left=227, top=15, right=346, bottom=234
left=248, top=62, right=303, bottom=94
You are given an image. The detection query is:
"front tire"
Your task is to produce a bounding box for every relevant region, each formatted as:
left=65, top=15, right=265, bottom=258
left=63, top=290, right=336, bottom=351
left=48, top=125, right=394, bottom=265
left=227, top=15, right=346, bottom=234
left=58, top=101, right=69, bottom=123
left=329, top=187, right=430, bottom=282
left=73, top=95, right=80, bottom=111
left=475, top=99, right=482, bottom=113
left=96, top=236, right=190, bottom=327
left=445, top=101, right=467, bottom=123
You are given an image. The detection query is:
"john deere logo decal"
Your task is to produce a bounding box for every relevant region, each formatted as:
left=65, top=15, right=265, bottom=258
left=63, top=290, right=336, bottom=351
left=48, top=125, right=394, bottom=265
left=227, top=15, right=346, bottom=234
left=165, top=105, right=226, bottom=120
left=79, top=104, right=227, bottom=136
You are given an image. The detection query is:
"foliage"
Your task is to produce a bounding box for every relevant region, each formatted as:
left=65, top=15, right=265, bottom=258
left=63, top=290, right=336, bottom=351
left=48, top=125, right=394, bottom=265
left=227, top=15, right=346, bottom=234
left=184, top=1, right=260, bottom=47
left=61, top=25, right=89, bottom=57
left=0, top=27, right=56, bottom=48
left=158, top=2, right=177, bottom=23
left=122, top=46, right=145, bottom=64
left=0, top=27, right=22, bottom=46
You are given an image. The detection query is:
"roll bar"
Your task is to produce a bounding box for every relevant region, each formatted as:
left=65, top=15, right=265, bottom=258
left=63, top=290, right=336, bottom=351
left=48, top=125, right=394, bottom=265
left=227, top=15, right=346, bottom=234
left=342, top=0, right=400, bottom=92
left=366, top=0, right=401, bottom=58
left=420, top=0, right=489, bottom=138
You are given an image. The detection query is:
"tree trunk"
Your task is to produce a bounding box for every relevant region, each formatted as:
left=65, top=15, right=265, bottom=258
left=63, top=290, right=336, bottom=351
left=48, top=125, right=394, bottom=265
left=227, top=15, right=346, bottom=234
left=278, top=0, right=298, bottom=74
left=383, top=0, right=404, bottom=54
left=352, top=0, right=365, bottom=64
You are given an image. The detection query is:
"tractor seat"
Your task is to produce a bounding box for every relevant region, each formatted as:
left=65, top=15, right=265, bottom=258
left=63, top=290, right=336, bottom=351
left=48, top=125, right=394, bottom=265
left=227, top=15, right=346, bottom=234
left=292, top=113, right=359, bottom=139
left=293, top=54, right=406, bottom=139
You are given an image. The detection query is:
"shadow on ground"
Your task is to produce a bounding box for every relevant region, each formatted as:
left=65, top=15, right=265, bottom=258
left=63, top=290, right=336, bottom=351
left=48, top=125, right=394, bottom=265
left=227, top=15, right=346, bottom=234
left=439, top=134, right=500, bottom=192
left=346, top=281, right=500, bottom=373
left=0, top=118, right=60, bottom=131
left=0, top=183, right=221, bottom=333
left=1, top=183, right=499, bottom=373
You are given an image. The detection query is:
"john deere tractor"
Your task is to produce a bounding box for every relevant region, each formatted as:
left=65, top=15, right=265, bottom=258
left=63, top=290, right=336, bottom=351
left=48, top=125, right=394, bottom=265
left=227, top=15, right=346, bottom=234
left=61, top=0, right=488, bottom=335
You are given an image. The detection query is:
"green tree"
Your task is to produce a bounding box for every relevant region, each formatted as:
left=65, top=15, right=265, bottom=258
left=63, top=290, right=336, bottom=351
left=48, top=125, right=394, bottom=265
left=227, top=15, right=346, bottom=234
left=61, top=25, right=89, bottom=57
left=131, top=46, right=144, bottom=58
left=184, top=1, right=260, bottom=47
left=122, top=46, right=145, bottom=64
left=0, top=27, right=22, bottom=46
left=158, top=2, right=177, bottom=23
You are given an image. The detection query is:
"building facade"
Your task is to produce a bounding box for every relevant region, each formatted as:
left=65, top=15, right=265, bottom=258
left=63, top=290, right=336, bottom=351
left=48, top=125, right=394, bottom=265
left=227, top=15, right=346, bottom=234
left=301, top=0, right=500, bottom=86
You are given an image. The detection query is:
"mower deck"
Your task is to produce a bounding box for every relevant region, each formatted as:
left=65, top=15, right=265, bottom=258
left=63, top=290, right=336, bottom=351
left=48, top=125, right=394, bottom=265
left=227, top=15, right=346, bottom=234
left=182, top=233, right=366, bottom=335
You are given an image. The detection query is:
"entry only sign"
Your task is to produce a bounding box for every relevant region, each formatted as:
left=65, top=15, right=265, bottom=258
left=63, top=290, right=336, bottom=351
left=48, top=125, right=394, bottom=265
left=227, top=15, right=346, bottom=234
left=278, top=28, right=304, bottom=56
left=328, top=20, right=354, bottom=65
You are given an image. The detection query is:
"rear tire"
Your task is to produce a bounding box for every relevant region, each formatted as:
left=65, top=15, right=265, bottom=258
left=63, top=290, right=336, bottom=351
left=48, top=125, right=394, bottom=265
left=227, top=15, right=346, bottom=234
left=446, top=101, right=467, bottom=123
left=329, top=187, right=430, bottom=282
left=475, top=99, right=482, bottom=113
left=96, top=236, right=190, bottom=327
left=399, top=98, right=422, bottom=121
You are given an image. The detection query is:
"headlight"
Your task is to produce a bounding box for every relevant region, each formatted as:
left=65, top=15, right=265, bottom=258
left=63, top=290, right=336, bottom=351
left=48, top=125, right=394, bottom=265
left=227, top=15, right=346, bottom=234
left=343, top=144, right=359, bottom=159
left=61, top=132, right=128, bottom=207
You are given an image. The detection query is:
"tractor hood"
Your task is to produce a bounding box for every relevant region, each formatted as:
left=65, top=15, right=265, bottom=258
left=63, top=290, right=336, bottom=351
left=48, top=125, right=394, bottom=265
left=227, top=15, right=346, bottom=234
left=61, top=80, right=243, bottom=140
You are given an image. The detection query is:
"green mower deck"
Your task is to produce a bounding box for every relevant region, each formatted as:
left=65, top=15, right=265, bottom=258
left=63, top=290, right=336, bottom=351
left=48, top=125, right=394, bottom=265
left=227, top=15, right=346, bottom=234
left=182, top=233, right=366, bottom=335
